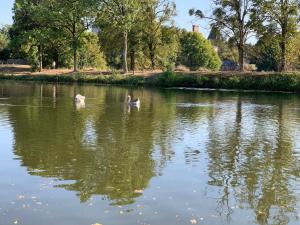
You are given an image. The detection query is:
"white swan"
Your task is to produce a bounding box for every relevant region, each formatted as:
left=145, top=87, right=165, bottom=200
left=74, top=94, right=85, bottom=103
left=128, top=95, right=140, bottom=107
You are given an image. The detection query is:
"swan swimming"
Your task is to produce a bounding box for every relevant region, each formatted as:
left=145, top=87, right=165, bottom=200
left=127, top=95, right=140, bottom=107
left=74, top=94, right=85, bottom=103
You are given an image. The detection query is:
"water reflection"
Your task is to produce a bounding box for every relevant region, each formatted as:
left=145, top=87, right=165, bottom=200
left=75, top=101, right=86, bottom=110
left=0, top=82, right=299, bottom=225
left=206, top=94, right=300, bottom=225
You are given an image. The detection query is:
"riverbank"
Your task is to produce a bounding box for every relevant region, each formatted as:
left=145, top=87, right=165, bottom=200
left=1, top=71, right=300, bottom=92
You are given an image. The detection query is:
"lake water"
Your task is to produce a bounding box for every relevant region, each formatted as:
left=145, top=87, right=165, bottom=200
left=0, top=81, right=299, bottom=225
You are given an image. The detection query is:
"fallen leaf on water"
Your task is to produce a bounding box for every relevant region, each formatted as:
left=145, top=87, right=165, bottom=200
left=17, top=195, right=25, bottom=200
left=13, top=220, right=18, bottom=224
left=257, top=210, right=265, bottom=215
left=134, top=190, right=143, bottom=194
left=190, top=219, right=197, bottom=224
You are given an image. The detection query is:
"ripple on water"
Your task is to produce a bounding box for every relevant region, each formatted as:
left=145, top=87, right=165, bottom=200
left=0, top=111, right=11, bottom=130
left=176, top=103, right=216, bottom=108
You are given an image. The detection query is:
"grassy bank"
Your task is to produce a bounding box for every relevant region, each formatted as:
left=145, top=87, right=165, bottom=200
left=1, top=71, right=300, bottom=92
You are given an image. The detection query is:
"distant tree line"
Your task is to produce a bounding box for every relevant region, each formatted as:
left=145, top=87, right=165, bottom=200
left=0, top=0, right=300, bottom=73
left=190, top=0, right=300, bottom=72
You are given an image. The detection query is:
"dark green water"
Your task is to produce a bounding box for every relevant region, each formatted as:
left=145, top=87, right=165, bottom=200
left=0, top=81, right=299, bottom=225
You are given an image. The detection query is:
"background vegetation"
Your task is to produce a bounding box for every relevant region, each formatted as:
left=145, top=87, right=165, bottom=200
left=1, top=0, right=300, bottom=75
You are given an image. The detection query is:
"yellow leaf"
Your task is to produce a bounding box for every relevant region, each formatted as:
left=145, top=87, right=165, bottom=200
left=190, top=219, right=197, bottom=224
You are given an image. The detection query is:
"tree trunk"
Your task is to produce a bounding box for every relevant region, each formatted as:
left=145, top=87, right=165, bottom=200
left=130, top=50, right=135, bottom=75
left=73, top=42, right=78, bottom=72
left=280, top=25, right=287, bottom=72
left=280, top=41, right=287, bottom=72
left=39, top=45, right=43, bottom=72
left=279, top=0, right=288, bottom=72
left=72, top=23, right=78, bottom=72
left=238, top=46, right=244, bottom=72
left=123, top=31, right=128, bottom=74
left=54, top=51, right=59, bottom=69
left=148, top=42, right=155, bottom=70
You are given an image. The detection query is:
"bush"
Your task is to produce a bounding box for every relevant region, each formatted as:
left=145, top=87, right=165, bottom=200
left=158, top=71, right=178, bottom=86
left=179, top=32, right=222, bottom=71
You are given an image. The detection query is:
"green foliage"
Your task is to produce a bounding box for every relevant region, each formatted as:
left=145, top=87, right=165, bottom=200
left=155, top=72, right=300, bottom=91
left=250, top=29, right=300, bottom=71
left=78, top=32, right=107, bottom=70
left=96, top=0, right=177, bottom=72
left=0, top=27, right=9, bottom=52
left=158, top=71, right=177, bottom=86
left=179, top=32, right=221, bottom=71
left=140, top=0, right=176, bottom=69
left=7, top=0, right=300, bottom=74
left=19, top=35, right=40, bottom=71
left=99, top=0, right=141, bottom=73
left=252, top=0, right=299, bottom=71
left=157, top=26, right=180, bottom=70
left=250, top=30, right=281, bottom=71
left=190, top=0, right=254, bottom=71
left=2, top=72, right=300, bottom=92
left=0, top=25, right=11, bottom=60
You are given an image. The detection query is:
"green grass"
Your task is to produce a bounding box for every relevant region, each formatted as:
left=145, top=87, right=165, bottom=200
left=1, top=71, right=300, bottom=92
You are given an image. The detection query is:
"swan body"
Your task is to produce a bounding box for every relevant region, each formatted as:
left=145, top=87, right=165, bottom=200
left=74, top=94, right=85, bottom=103
left=128, top=95, right=140, bottom=107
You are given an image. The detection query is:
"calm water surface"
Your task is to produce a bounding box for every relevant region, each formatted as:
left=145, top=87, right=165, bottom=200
left=0, top=81, right=299, bottom=225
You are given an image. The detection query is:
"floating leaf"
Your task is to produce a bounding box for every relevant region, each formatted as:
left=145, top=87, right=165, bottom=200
left=190, top=219, right=197, bottom=224
left=134, top=189, right=143, bottom=194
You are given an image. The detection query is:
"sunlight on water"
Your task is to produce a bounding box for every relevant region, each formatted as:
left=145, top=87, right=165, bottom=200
left=0, top=81, right=299, bottom=225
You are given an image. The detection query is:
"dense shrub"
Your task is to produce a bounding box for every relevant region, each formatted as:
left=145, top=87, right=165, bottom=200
left=178, top=32, right=222, bottom=71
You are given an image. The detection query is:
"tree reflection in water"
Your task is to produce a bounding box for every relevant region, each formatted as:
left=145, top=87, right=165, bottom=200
left=1, top=82, right=299, bottom=225
left=7, top=84, right=178, bottom=205
left=206, top=93, right=300, bottom=225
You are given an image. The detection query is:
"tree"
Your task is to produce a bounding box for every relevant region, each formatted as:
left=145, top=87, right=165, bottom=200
left=252, top=0, right=299, bottom=71
left=251, top=32, right=300, bottom=71
left=141, top=0, right=176, bottom=70
left=251, top=38, right=280, bottom=71
left=78, top=32, right=107, bottom=70
left=286, top=32, right=300, bottom=70
left=100, top=0, right=140, bottom=73
left=11, top=0, right=70, bottom=71
left=39, top=0, right=98, bottom=72
left=0, top=25, right=11, bottom=60
left=156, top=26, right=180, bottom=70
left=190, top=0, right=255, bottom=71
left=178, top=32, right=222, bottom=71
left=207, top=25, right=238, bottom=62
left=0, top=26, right=10, bottom=52
left=11, top=0, right=45, bottom=71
